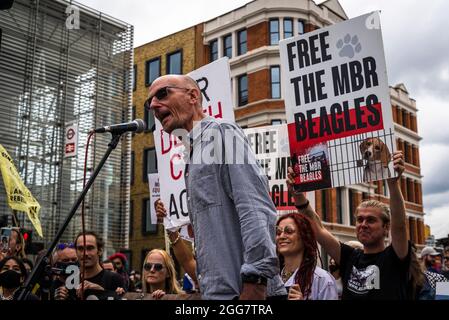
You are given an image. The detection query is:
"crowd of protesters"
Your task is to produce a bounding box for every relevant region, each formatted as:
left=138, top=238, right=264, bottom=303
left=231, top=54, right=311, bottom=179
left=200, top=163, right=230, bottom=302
left=1, top=165, right=449, bottom=300
left=2, top=73, right=449, bottom=301
left=2, top=195, right=448, bottom=300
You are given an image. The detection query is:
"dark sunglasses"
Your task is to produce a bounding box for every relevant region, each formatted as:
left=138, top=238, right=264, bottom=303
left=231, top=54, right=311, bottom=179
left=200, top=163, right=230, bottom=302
left=144, top=262, right=164, bottom=272
left=56, top=242, right=75, bottom=250
left=276, top=226, right=296, bottom=236
left=144, top=86, right=191, bottom=110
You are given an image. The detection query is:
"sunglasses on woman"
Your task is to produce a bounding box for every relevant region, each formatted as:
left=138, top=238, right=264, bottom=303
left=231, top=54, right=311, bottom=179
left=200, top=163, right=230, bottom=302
left=144, top=262, right=164, bottom=272
left=144, top=86, right=191, bottom=110
left=276, top=225, right=296, bottom=236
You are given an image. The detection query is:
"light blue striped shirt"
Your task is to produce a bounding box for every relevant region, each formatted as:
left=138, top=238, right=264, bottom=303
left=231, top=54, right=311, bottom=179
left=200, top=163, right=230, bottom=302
left=185, top=116, right=286, bottom=300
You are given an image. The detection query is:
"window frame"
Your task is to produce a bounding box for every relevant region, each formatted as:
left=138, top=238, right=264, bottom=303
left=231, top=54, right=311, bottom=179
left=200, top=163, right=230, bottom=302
left=269, top=18, right=280, bottom=45
left=166, top=49, right=183, bottom=75
left=336, top=187, right=343, bottom=224
left=237, top=74, right=248, bottom=107
left=143, top=147, right=157, bottom=182
left=348, top=189, right=356, bottom=226
left=298, top=19, right=305, bottom=35
left=283, top=18, right=293, bottom=39
left=145, top=57, right=161, bottom=87
left=237, top=29, right=247, bottom=56
left=270, top=65, right=281, bottom=99
left=223, top=34, right=232, bottom=59
left=209, top=39, right=218, bottom=62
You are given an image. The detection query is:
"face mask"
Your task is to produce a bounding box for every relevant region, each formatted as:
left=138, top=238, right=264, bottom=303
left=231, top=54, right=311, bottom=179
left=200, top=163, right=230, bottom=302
left=0, top=270, right=22, bottom=289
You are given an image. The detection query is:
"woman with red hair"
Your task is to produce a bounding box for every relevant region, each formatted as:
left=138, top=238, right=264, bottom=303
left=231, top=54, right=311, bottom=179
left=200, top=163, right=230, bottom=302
left=276, top=212, right=338, bottom=300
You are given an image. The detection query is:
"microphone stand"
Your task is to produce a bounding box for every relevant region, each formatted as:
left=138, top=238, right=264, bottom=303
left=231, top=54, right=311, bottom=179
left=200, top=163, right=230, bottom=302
left=17, top=133, right=122, bottom=300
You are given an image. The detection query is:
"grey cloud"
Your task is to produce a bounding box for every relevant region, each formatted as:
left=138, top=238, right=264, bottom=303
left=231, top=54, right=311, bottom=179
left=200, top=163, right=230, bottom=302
left=421, top=144, right=449, bottom=197
left=423, top=190, right=449, bottom=211
left=341, top=0, right=449, bottom=99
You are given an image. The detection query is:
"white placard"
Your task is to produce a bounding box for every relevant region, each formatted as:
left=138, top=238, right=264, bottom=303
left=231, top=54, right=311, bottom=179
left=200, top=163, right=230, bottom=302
left=279, top=12, right=395, bottom=192
left=154, top=57, right=235, bottom=230
left=148, top=173, right=160, bottom=226
left=244, top=124, right=314, bottom=211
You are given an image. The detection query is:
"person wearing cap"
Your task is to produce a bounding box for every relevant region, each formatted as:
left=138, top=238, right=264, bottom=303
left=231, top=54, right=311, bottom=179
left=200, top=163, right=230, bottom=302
left=417, top=246, right=448, bottom=295
left=108, top=252, right=129, bottom=291
left=420, top=246, right=441, bottom=274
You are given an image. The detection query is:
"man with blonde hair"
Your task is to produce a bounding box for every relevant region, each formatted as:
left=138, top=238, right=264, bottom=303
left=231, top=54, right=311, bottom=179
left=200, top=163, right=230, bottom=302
left=287, top=151, right=410, bottom=299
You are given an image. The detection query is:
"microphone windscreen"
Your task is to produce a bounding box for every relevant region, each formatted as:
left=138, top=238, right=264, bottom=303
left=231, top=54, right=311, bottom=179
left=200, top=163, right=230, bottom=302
left=134, top=119, right=146, bottom=133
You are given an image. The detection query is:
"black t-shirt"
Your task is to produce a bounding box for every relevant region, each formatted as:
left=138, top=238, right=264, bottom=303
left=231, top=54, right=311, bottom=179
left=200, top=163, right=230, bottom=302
left=84, top=269, right=124, bottom=300
left=339, top=241, right=411, bottom=300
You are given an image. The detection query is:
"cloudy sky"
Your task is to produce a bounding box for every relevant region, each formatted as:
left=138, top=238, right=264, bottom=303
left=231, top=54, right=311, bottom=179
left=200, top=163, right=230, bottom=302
left=77, top=0, right=449, bottom=238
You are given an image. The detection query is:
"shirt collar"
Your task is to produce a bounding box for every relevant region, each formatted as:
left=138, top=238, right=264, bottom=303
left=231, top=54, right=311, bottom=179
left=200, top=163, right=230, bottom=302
left=187, top=115, right=215, bottom=143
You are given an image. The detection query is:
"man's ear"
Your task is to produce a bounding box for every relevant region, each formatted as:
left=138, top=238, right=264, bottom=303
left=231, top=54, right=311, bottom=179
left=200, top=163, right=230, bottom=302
left=189, top=88, right=201, bottom=104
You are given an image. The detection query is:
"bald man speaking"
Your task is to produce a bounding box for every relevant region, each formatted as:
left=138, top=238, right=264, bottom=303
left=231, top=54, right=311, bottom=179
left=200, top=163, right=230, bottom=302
left=146, top=75, right=285, bottom=300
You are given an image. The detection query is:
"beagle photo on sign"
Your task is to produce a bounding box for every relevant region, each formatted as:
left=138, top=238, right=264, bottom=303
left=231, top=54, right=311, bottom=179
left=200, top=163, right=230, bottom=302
left=359, top=137, right=391, bottom=182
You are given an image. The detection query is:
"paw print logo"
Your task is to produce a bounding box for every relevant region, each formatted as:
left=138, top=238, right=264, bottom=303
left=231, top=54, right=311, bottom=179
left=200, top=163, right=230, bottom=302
left=279, top=138, right=290, bottom=153
left=336, top=34, right=362, bottom=59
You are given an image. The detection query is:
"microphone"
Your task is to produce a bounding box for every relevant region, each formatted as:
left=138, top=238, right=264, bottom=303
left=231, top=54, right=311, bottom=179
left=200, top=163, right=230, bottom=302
left=92, top=119, right=146, bottom=134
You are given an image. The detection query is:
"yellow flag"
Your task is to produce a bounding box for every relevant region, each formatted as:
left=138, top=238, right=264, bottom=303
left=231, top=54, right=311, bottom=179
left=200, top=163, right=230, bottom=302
left=0, top=144, right=43, bottom=237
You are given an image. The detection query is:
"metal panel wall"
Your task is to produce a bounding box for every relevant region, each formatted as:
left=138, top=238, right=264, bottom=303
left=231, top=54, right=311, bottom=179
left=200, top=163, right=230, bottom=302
left=0, top=0, right=133, bottom=255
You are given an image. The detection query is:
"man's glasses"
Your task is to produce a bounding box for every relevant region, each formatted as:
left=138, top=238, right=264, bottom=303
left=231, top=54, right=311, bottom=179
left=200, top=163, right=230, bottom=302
left=143, top=262, right=164, bottom=272
left=276, top=226, right=297, bottom=236
left=56, top=243, right=75, bottom=250
left=144, top=86, right=191, bottom=110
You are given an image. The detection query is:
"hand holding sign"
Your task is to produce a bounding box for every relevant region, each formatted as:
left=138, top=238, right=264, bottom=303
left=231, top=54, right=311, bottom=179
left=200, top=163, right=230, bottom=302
left=389, top=151, right=404, bottom=182
left=155, top=198, right=167, bottom=224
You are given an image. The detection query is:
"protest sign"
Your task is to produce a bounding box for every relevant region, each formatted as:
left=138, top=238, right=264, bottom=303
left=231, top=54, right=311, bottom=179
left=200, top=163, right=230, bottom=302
left=153, top=57, right=234, bottom=229
left=244, top=124, right=314, bottom=211
left=148, top=173, right=160, bottom=227
left=279, top=12, right=395, bottom=192
left=244, top=124, right=292, bottom=210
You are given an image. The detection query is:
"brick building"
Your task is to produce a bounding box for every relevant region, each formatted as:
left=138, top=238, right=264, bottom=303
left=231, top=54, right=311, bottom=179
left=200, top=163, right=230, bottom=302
left=128, top=0, right=427, bottom=271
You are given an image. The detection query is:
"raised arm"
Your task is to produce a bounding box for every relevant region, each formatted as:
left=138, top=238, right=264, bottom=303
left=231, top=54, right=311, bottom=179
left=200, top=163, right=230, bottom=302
left=167, top=230, right=198, bottom=284
left=155, top=199, right=198, bottom=283
left=386, top=151, right=408, bottom=259
left=287, top=167, right=342, bottom=264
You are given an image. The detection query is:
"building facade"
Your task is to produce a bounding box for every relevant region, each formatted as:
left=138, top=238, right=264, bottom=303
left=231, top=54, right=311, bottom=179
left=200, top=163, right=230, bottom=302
left=129, top=0, right=427, bottom=270
left=0, top=0, right=133, bottom=255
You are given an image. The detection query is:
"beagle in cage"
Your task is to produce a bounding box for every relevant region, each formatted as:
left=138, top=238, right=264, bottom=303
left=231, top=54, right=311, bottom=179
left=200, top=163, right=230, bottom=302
left=359, top=137, right=391, bottom=182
